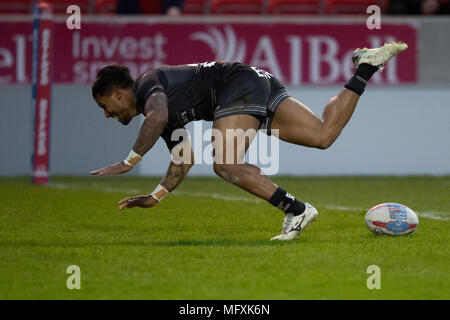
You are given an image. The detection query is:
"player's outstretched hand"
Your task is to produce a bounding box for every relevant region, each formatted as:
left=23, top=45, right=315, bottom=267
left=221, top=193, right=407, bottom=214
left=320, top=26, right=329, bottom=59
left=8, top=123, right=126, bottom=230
left=90, top=162, right=132, bottom=176
left=118, top=195, right=158, bottom=210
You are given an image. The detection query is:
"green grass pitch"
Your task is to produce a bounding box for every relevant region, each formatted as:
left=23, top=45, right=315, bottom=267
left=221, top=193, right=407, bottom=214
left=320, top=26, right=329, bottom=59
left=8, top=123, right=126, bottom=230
left=0, top=176, right=449, bottom=299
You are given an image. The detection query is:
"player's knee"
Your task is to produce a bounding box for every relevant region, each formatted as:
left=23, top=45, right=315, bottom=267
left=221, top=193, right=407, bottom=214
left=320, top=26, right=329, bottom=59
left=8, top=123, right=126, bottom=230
left=317, top=134, right=334, bottom=150
left=213, top=163, right=240, bottom=184
left=213, top=163, right=230, bottom=179
left=317, top=140, right=331, bottom=150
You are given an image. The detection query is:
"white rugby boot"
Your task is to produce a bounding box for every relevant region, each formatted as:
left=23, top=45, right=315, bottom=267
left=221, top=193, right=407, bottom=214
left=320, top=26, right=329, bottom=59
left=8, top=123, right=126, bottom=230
left=352, top=41, right=408, bottom=71
left=271, top=203, right=318, bottom=241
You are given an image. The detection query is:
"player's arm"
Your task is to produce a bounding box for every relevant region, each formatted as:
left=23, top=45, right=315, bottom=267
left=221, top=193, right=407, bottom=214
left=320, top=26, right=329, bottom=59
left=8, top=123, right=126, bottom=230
left=132, top=92, right=168, bottom=157
left=160, top=152, right=194, bottom=192
left=90, top=92, right=168, bottom=176
left=118, top=146, right=194, bottom=210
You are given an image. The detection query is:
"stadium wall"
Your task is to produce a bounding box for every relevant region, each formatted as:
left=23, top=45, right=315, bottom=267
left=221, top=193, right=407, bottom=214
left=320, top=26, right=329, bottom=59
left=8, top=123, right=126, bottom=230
left=0, top=16, right=449, bottom=177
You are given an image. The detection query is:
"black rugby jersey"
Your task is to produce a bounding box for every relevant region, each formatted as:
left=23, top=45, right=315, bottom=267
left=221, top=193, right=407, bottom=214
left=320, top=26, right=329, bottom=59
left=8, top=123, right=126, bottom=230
left=132, top=61, right=286, bottom=149
left=133, top=61, right=229, bottom=125
left=133, top=61, right=240, bottom=149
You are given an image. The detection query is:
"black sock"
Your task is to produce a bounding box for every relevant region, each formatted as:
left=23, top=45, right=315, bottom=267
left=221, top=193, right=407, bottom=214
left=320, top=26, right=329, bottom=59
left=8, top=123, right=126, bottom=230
left=268, top=187, right=306, bottom=216
left=344, top=63, right=379, bottom=96
left=355, top=63, right=379, bottom=81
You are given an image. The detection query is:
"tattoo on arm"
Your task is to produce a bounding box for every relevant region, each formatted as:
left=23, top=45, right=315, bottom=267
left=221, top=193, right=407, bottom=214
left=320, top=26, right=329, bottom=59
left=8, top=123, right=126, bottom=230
left=160, top=161, right=191, bottom=192
left=160, top=144, right=194, bottom=192
left=133, top=93, right=168, bottom=156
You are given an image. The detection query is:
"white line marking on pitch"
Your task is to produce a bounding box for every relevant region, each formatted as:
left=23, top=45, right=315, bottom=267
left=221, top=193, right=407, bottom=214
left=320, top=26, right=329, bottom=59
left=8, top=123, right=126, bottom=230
left=47, top=183, right=450, bottom=221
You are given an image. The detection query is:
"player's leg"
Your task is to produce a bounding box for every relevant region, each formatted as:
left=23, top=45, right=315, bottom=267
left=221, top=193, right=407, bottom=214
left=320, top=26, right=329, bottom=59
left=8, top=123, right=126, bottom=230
left=271, top=41, right=408, bottom=148
left=211, top=114, right=318, bottom=240
left=211, top=114, right=277, bottom=200
left=271, top=89, right=359, bottom=149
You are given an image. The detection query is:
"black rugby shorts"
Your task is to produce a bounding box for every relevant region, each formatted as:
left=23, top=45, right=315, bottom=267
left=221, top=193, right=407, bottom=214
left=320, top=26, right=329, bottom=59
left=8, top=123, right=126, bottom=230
left=213, top=66, right=290, bottom=136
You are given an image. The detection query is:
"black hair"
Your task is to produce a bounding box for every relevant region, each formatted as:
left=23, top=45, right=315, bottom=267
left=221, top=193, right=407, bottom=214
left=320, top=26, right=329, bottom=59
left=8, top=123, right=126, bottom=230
left=91, top=65, right=134, bottom=98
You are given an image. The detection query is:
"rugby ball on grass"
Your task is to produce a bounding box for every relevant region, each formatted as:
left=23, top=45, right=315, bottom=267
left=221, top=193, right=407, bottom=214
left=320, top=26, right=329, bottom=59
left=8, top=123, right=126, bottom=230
left=365, top=203, right=419, bottom=236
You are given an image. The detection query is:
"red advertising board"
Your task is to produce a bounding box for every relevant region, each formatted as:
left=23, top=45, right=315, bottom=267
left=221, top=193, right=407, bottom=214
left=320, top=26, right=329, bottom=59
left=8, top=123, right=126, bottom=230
left=0, top=18, right=417, bottom=86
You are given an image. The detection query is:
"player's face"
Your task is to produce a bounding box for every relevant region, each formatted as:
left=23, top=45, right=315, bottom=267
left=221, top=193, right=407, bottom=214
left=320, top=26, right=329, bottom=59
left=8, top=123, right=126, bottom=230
left=95, top=88, right=135, bottom=125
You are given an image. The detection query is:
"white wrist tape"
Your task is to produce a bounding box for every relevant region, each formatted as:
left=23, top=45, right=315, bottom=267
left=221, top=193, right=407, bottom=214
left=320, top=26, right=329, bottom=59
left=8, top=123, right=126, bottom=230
left=150, top=184, right=169, bottom=202
left=123, top=150, right=142, bottom=167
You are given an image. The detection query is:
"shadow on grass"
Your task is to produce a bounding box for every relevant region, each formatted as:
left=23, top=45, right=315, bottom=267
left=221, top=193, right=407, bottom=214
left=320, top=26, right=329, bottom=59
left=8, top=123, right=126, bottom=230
left=1, top=236, right=393, bottom=249
left=154, top=238, right=299, bottom=247
left=154, top=233, right=408, bottom=246
left=0, top=239, right=295, bottom=249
